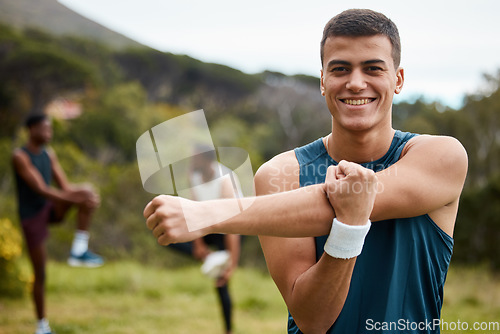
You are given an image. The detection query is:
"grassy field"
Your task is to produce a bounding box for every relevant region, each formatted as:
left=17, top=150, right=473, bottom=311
left=1, top=260, right=499, bottom=334
left=0, top=260, right=286, bottom=334
left=440, top=265, right=500, bottom=333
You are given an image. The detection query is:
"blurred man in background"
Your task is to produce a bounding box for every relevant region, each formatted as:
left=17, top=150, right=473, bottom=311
left=168, top=148, right=240, bottom=334
left=12, top=114, right=103, bottom=334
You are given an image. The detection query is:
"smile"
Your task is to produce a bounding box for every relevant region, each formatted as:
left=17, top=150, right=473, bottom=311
left=340, top=98, right=375, bottom=106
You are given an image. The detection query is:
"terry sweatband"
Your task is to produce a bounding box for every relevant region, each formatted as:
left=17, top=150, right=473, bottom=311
left=324, top=218, right=371, bottom=259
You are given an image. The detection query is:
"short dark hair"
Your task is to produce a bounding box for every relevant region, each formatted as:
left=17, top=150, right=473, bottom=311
left=25, top=114, right=48, bottom=128
left=320, top=9, right=401, bottom=69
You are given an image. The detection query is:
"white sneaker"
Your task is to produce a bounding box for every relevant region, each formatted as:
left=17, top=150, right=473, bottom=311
left=67, top=250, right=104, bottom=268
left=201, top=250, right=231, bottom=279
left=35, top=318, right=52, bottom=334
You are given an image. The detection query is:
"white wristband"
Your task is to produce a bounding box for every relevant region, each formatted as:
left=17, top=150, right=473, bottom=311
left=324, top=218, right=371, bottom=259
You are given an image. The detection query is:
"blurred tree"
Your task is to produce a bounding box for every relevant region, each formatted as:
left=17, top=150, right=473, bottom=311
left=0, top=217, right=30, bottom=298
left=248, top=72, right=329, bottom=153
left=69, top=82, right=149, bottom=163
left=454, top=173, right=500, bottom=270
left=1, top=21, right=499, bottom=271
left=3, top=43, right=95, bottom=112
left=392, top=72, right=500, bottom=269
left=0, top=26, right=97, bottom=137
left=459, top=72, right=500, bottom=189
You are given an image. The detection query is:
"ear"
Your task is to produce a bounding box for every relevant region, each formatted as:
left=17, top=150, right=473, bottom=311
left=320, top=69, right=325, bottom=96
left=394, top=67, right=404, bottom=94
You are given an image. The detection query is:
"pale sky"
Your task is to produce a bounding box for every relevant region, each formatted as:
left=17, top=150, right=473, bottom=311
left=58, top=0, right=500, bottom=108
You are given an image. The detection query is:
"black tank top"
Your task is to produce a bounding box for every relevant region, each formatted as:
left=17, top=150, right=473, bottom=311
left=14, top=147, right=52, bottom=220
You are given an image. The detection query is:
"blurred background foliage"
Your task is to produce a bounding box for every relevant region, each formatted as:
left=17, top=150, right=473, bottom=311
left=0, top=17, right=499, bottom=299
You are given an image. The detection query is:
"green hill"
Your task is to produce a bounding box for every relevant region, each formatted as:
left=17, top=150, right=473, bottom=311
left=0, top=0, right=141, bottom=49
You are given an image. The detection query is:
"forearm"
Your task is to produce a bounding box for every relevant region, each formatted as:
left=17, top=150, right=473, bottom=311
left=206, top=184, right=335, bottom=237
left=34, top=183, right=69, bottom=203
left=287, top=255, right=355, bottom=333
left=224, top=234, right=240, bottom=268
left=14, top=157, right=69, bottom=203
left=144, top=183, right=334, bottom=245
left=40, top=185, right=95, bottom=207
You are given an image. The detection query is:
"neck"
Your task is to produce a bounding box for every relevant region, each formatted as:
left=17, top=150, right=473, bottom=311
left=327, top=122, right=395, bottom=163
left=26, top=140, right=44, bottom=154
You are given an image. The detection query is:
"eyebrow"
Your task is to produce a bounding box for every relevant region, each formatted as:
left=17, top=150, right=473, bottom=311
left=326, top=59, right=387, bottom=68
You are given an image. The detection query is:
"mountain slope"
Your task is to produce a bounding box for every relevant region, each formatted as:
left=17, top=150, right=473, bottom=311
left=0, top=0, right=329, bottom=154
left=0, top=0, right=142, bottom=49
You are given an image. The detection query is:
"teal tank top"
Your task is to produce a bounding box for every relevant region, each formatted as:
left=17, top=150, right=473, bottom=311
left=289, top=130, right=454, bottom=334
left=14, top=147, right=52, bottom=220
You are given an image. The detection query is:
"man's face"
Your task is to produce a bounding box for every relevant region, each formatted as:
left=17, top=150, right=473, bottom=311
left=191, top=154, right=206, bottom=172
left=30, top=119, right=53, bottom=145
left=320, top=35, right=404, bottom=132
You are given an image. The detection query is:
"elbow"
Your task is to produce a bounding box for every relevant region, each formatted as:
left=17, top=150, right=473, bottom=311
left=293, top=312, right=338, bottom=334
left=36, top=185, right=52, bottom=198
left=295, top=319, right=334, bottom=334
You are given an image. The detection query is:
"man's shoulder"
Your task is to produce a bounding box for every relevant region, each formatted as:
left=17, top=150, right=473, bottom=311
left=256, top=150, right=299, bottom=177
left=12, top=146, right=56, bottom=168
left=255, top=137, right=326, bottom=186
left=12, top=147, right=28, bottom=163
left=400, top=134, right=468, bottom=183
left=402, top=134, right=467, bottom=159
left=254, top=150, right=300, bottom=193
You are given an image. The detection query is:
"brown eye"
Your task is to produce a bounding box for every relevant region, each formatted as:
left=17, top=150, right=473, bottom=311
left=332, top=67, right=348, bottom=72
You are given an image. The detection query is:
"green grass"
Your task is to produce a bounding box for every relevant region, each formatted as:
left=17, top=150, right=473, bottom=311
left=441, top=264, right=500, bottom=333
left=1, top=261, right=499, bottom=334
left=0, top=260, right=286, bottom=334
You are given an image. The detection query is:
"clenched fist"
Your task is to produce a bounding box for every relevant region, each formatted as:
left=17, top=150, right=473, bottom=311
left=143, top=195, right=208, bottom=245
left=325, top=160, right=378, bottom=226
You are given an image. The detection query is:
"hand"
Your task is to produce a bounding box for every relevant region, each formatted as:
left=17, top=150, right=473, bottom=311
left=143, top=195, right=208, bottom=245
left=67, top=184, right=100, bottom=209
left=216, top=266, right=234, bottom=287
left=325, top=160, right=378, bottom=225
left=192, top=239, right=211, bottom=261
left=84, top=189, right=100, bottom=208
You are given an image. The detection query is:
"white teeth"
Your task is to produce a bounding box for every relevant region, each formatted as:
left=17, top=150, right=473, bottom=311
left=343, top=99, right=372, bottom=105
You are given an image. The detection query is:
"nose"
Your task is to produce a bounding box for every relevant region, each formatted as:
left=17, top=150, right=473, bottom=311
left=346, top=69, right=367, bottom=92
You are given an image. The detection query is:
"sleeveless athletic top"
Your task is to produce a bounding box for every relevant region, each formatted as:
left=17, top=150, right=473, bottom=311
left=14, top=147, right=52, bottom=220
left=288, top=130, right=454, bottom=334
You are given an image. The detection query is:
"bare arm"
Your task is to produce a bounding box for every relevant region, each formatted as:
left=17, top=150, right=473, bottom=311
left=145, top=183, right=333, bottom=243
left=224, top=234, right=240, bottom=269
left=47, top=147, right=71, bottom=191
left=12, top=148, right=99, bottom=206
left=216, top=233, right=240, bottom=287
left=48, top=147, right=100, bottom=207
left=371, top=135, right=467, bottom=235
left=219, top=175, right=241, bottom=285
left=12, top=148, right=69, bottom=203
left=144, top=135, right=467, bottom=242
left=257, top=152, right=363, bottom=333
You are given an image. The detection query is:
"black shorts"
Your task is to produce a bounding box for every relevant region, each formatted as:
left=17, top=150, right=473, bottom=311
left=169, top=234, right=226, bottom=255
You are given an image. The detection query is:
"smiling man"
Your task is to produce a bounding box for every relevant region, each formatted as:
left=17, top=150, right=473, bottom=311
left=144, top=9, right=468, bottom=334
